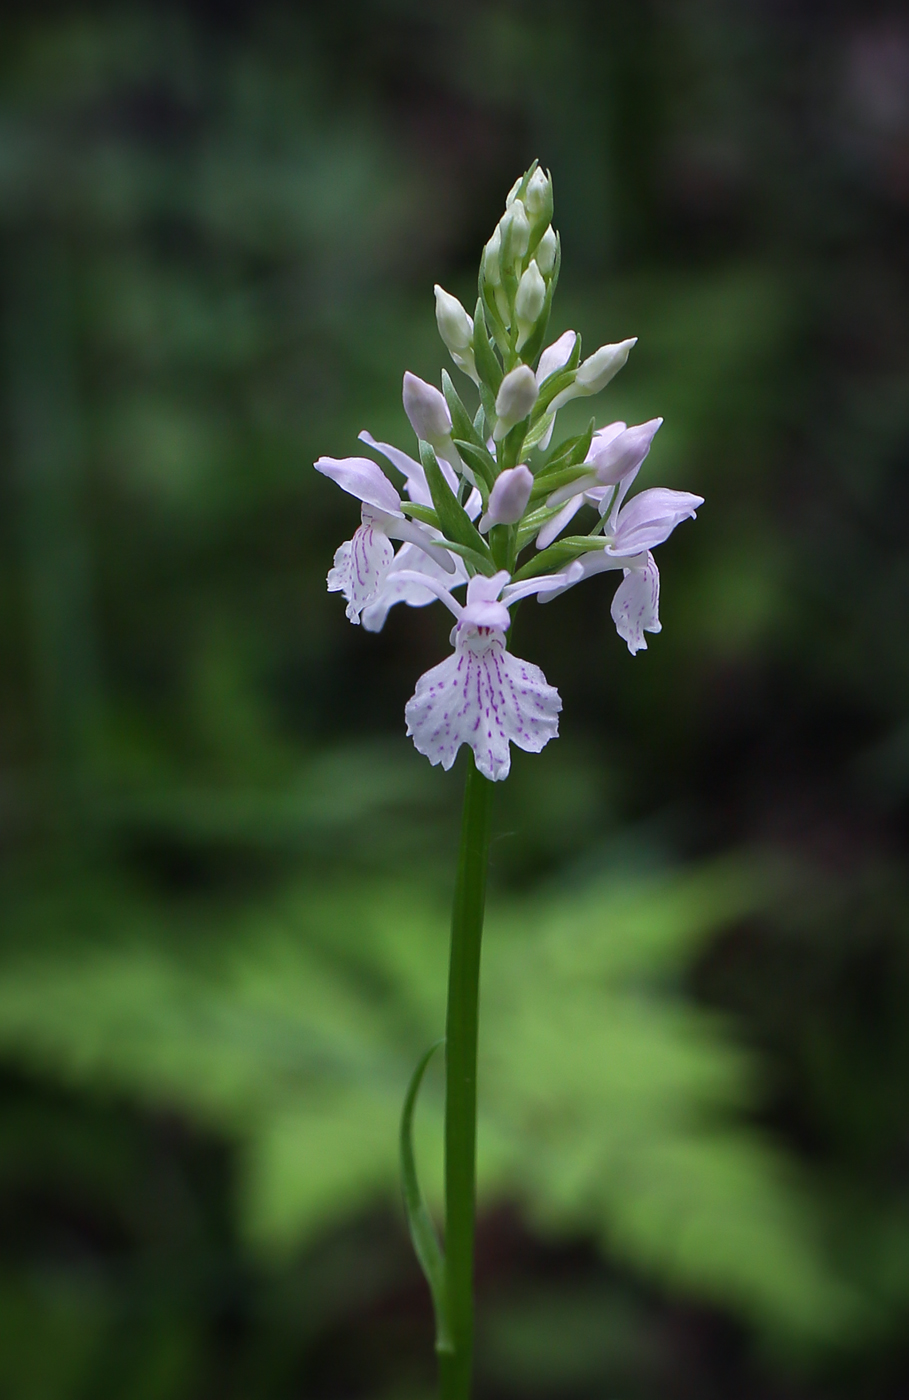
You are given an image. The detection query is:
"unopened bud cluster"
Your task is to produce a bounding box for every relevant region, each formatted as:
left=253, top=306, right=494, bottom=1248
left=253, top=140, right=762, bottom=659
left=480, top=166, right=557, bottom=356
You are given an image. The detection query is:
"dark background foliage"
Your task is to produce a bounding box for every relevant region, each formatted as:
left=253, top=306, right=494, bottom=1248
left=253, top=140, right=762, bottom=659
left=1, top=0, right=909, bottom=1396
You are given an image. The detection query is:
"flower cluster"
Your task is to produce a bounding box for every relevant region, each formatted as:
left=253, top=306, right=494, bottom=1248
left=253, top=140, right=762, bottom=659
left=315, top=166, right=703, bottom=781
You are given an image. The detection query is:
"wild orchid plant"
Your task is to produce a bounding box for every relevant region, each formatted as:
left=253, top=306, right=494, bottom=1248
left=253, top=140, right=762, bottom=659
left=315, top=165, right=702, bottom=1399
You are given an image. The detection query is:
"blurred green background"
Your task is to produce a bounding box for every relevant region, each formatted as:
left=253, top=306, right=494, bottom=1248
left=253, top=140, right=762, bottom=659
left=1, top=1, right=909, bottom=1395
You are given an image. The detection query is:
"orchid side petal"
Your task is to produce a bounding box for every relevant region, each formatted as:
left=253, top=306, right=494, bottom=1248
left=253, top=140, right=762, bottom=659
left=535, top=548, right=644, bottom=603
left=389, top=517, right=457, bottom=573
left=360, top=545, right=467, bottom=633
left=384, top=569, right=464, bottom=619
left=535, top=495, right=585, bottom=550
left=501, top=562, right=585, bottom=606
left=546, top=471, right=599, bottom=509
left=464, top=487, right=483, bottom=522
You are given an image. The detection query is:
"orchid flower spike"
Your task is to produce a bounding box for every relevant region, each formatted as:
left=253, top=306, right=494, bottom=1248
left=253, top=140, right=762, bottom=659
left=314, top=163, right=707, bottom=1400
left=313, top=162, right=704, bottom=777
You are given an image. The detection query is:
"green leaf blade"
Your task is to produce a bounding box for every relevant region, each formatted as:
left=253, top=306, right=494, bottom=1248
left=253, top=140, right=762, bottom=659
left=452, top=438, right=496, bottom=491
left=419, top=443, right=492, bottom=561
left=400, top=1041, right=452, bottom=1354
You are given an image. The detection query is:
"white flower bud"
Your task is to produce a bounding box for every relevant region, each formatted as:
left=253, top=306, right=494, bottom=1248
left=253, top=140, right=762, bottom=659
left=480, top=465, right=534, bottom=530
left=575, top=338, right=637, bottom=394
left=403, top=371, right=452, bottom=445
left=484, top=227, right=502, bottom=287
left=434, top=285, right=474, bottom=353
left=505, top=176, right=522, bottom=208
left=502, top=202, right=530, bottom=267
left=536, top=330, right=577, bottom=386
left=493, top=365, right=539, bottom=441
left=535, top=225, right=557, bottom=275
left=515, top=261, right=547, bottom=349
left=525, top=168, right=552, bottom=220
left=515, top=261, right=546, bottom=327
left=547, top=337, right=637, bottom=415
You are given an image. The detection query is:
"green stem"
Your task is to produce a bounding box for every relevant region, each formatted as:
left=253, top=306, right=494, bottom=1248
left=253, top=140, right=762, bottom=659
left=439, top=752, right=494, bottom=1400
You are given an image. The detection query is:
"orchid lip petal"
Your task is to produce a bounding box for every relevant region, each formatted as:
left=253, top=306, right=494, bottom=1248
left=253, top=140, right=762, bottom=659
left=611, top=552, right=661, bottom=654
left=327, top=522, right=396, bottom=625
left=405, top=627, right=561, bottom=781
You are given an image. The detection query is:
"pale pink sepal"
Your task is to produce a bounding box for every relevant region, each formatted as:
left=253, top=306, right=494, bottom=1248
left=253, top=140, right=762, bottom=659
left=315, top=455, right=402, bottom=516
left=535, top=494, right=585, bottom=550
left=611, top=487, right=703, bottom=554
left=358, top=429, right=460, bottom=501
left=358, top=431, right=433, bottom=505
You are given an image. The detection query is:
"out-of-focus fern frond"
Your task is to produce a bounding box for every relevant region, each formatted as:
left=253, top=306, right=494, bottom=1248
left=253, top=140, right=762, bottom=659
left=0, top=856, right=859, bottom=1342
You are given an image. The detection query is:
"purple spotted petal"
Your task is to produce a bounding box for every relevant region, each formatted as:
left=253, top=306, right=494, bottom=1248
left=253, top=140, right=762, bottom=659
left=610, top=553, right=661, bottom=654
left=405, top=627, right=561, bottom=781
left=327, top=522, right=395, bottom=624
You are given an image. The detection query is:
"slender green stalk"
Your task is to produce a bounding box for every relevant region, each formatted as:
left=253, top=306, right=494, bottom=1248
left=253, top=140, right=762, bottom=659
left=439, top=752, right=494, bottom=1400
